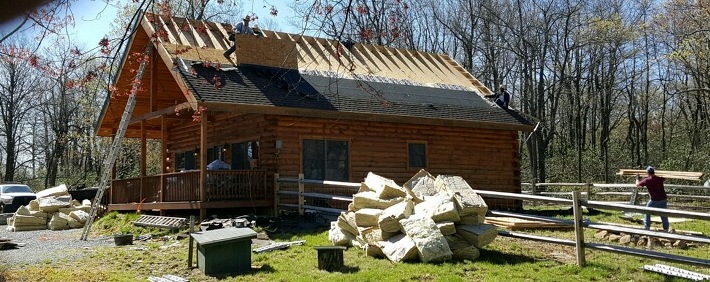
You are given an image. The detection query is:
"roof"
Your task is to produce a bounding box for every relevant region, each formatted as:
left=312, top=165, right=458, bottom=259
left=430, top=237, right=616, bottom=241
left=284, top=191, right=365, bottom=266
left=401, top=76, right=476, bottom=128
left=96, top=13, right=534, bottom=137
left=178, top=61, right=532, bottom=128
left=190, top=227, right=257, bottom=245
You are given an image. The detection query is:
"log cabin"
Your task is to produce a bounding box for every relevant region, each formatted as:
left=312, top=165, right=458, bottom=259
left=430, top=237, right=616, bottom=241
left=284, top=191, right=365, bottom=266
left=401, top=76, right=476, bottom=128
left=96, top=13, right=534, bottom=219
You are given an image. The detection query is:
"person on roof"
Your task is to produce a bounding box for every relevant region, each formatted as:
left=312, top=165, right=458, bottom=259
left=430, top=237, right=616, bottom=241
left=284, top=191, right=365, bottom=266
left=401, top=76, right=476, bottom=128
left=485, top=85, right=510, bottom=109
left=635, top=166, right=669, bottom=231
left=223, top=15, right=256, bottom=59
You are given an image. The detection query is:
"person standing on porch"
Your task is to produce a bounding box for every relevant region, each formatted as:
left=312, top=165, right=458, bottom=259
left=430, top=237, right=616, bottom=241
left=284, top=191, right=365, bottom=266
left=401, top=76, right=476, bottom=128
left=635, top=166, right=669, bottom=231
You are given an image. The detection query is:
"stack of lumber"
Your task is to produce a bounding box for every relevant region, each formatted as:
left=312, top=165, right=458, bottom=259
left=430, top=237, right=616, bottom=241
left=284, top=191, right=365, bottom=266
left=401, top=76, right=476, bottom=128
left=617, top=169, right=704, bottom=181
left=328, top=170, right=496, bottom=263
left=484, top=217, right=571, bottom=230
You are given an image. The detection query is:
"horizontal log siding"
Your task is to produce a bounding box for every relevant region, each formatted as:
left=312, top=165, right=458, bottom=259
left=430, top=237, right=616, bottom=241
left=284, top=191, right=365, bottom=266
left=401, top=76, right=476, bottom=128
left=163, top=112, right=521, bottom=210
left=273, top=116, right=521, bottom=210
left=165, top=112, right=279, bottom=204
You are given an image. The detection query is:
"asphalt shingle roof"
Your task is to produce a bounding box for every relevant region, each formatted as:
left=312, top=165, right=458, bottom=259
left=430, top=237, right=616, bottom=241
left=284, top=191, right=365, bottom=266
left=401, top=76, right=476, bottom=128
left=177, top=61, right=532, bottom=127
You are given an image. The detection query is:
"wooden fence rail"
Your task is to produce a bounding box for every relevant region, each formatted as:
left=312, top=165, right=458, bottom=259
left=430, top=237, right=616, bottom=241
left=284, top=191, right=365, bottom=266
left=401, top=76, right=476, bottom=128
left=274, top=174, right=710, bottom=268
left=520, top=182, right=710, bottom=210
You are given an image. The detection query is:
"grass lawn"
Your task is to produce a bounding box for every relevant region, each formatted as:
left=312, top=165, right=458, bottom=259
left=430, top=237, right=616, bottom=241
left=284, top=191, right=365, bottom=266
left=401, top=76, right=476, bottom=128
left=2, top=209, right=708, bottom=282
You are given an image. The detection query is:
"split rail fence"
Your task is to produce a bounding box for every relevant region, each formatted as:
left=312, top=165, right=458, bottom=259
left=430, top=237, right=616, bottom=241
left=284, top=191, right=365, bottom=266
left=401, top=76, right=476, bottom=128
left=274, top=174, right=710, bottom=268
left=522, top=182, right=710, bottom=210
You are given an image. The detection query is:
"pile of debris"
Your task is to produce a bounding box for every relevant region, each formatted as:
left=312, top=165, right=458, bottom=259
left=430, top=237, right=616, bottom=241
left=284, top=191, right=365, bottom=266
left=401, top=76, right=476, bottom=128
left=6, top=184, right=91, bottom=232
left=594, top=230, right=699, bottom=249
left=0, top=237, right=22, bottom=250
left=328, top=170, right=497, bottom=263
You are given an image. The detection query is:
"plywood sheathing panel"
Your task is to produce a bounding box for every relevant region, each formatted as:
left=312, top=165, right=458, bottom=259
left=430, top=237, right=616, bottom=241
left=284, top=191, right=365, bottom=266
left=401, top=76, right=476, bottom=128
left=234, top=34, right=299, bottom=70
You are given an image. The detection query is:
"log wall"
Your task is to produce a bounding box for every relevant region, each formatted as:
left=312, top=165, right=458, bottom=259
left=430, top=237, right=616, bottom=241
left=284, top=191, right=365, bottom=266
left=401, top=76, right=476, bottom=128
left=165, top=112, right=522, bottom=210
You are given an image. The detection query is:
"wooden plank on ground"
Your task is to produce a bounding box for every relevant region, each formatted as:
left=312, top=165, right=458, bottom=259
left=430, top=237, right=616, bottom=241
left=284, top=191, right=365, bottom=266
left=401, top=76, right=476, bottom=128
left=484, top=217, right=572, bottom=230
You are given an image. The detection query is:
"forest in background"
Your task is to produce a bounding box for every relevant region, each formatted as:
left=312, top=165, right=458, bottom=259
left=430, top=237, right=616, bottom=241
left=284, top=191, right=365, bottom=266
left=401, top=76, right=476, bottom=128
left=0, top=0, right=708, bottom=190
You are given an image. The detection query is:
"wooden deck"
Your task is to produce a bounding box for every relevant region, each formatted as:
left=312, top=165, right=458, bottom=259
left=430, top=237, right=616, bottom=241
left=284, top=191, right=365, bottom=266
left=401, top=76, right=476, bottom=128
left=108, top=170, right=272, bottom=211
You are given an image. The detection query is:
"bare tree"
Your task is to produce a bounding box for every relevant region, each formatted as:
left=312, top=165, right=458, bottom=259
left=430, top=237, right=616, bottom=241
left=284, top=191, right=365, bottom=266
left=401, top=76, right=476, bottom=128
left=0, top=40, right=42, bottom=182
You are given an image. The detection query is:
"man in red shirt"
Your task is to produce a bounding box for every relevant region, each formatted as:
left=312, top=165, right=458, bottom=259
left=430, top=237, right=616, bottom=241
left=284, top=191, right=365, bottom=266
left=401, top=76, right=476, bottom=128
left=635, top=166, right=669, bottom=231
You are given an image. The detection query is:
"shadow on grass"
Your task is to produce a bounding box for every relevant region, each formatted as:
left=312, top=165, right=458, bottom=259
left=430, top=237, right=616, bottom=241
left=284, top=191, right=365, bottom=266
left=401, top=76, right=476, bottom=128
left=259, top=213, right=331, bottom=241
left=477, top=248, right=537, bottom=265
left=328, top=265, right=360, bottom=273
left=213, top=264, right=276, bottom=280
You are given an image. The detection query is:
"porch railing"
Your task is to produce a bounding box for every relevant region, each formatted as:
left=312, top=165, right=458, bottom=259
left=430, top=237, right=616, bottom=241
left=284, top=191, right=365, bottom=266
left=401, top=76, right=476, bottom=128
left=110, top=170, right=267, bottom=204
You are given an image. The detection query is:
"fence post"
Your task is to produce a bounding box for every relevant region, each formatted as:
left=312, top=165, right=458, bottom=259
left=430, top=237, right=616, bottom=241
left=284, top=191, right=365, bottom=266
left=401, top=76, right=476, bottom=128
left=298, top=173, right=305, bottom=216
left=572, top=191, right=586, bottom=267
left=586, top=182, right=592, bottom=201
left=187, top=215, right=195, bottom=268
left=274, top=173, right=280, bottom=217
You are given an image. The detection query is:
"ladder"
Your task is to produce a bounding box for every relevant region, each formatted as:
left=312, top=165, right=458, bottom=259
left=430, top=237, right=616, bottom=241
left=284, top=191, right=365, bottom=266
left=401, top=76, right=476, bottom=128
left=81, top=45, right=152, bottom=240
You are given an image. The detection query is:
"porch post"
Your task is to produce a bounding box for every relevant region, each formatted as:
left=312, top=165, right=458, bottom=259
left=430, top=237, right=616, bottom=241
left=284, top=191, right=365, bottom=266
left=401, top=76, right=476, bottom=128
left=298, top=173, right=305, bottom=216
left=110, top=162, right=116, bottom=205
left=199, top=110, right=208, bottom=220
left=274, top=173, right=279, bottom=217
left=160, top=116, right=167, bottom=215
left=140, top=120, right=147, bottom=202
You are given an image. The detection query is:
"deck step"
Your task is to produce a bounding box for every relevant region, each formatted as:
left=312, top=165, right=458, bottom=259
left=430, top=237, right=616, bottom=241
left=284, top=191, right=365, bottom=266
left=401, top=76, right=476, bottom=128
left=134, top=215, right=187, bottom=230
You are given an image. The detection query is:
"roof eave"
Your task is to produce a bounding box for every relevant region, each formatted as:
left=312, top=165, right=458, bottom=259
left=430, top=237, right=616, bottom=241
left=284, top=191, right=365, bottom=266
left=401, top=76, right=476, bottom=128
left=201, top=102, right=535, bottom=132
left=94, top=10, right=145, bottom=136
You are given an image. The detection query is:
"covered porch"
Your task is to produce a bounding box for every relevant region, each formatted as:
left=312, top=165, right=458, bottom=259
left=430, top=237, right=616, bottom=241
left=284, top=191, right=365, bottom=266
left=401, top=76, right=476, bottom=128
left=108, top=170, right=271, bottom=212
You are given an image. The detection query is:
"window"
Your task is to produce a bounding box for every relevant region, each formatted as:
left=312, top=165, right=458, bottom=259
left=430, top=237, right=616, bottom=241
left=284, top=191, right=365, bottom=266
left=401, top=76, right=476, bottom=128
left=302, top=139, right=348, bottom=181
left=175, top=150, right=196, bottom=171
left=231, top=141, right=259, bottom=170
left=408, top=142, right=427, bottom=169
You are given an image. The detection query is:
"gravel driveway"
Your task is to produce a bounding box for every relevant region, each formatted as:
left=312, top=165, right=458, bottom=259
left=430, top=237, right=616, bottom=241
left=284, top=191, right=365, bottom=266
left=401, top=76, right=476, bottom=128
left=0, top=225, right=114, bottom=267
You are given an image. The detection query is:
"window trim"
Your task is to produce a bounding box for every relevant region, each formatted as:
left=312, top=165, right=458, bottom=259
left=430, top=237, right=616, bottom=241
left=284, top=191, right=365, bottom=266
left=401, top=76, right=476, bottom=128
left=407, top=141, right=428, bottom=170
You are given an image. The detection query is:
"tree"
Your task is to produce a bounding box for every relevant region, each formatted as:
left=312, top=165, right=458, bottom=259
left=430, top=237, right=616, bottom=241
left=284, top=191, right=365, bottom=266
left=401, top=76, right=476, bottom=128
left=0, top=41, right=42, bottom=182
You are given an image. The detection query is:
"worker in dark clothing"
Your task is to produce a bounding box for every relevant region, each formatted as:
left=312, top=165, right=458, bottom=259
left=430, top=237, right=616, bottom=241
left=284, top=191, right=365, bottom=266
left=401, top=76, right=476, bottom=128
left=635, top=166, right=669, bottom=231
left=485, top=85, right=510, bottom=109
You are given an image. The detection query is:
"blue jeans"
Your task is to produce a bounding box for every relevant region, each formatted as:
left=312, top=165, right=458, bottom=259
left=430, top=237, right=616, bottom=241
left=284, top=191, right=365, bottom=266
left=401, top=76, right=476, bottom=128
left=644, top=199, right=669, bottom=231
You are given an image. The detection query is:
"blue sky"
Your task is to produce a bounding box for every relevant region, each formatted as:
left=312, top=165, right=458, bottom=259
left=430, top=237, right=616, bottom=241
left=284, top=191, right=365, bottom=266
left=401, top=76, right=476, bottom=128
left=0, top=0, right=297, bottom=49
left=71, top=0, right=119, bottom=47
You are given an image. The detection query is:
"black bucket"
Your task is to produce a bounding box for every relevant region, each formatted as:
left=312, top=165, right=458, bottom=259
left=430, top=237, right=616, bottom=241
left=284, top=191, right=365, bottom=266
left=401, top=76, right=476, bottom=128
left=114, top=234, right=133, bottom=246
left=315, top=246, right=346, bottom=271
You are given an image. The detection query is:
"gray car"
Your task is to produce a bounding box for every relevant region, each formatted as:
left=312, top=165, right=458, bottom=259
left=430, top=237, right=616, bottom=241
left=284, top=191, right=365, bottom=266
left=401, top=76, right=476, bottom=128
left=0, top=184, right=36, bottom=213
